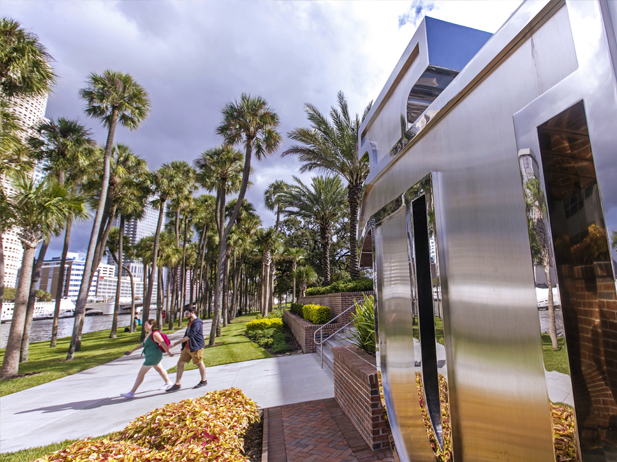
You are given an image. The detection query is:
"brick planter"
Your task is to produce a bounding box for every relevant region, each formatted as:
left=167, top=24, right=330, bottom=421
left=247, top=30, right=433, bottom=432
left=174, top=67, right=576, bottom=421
left=333, top=345, right=390, bottom=451
left=298, top=291, right=374, bottom=324
left=283, top=311, right=341, bottom=353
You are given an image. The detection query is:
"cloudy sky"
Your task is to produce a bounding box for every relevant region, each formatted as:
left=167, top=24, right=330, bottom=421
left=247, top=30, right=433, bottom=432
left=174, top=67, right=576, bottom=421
left=4, top=0, right=522, bottom=258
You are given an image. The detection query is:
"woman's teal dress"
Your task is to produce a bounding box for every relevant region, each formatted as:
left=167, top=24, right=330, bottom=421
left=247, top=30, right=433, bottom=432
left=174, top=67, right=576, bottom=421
left=142, top=333, right=163, bottom=366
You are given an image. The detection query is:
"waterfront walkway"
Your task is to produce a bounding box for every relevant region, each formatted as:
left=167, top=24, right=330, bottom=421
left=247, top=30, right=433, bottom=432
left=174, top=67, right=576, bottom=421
left=0, top=323, right=335, bottom=453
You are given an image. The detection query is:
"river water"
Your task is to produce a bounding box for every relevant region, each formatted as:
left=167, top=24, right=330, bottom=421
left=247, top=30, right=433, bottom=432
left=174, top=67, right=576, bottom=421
left=0, top=313, right=134, bottom=348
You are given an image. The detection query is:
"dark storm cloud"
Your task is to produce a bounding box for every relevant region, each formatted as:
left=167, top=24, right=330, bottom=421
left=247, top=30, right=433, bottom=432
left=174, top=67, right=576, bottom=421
left=4, top=0, right=392, bottom=257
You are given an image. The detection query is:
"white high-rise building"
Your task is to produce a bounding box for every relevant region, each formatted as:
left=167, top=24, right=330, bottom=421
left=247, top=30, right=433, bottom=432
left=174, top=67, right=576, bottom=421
left=1, top=94, right=49, bottom=288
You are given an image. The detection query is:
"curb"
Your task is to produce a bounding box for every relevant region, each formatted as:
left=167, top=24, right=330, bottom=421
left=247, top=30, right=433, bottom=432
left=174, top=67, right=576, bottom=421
left=261, top=408, right=269, bottom=462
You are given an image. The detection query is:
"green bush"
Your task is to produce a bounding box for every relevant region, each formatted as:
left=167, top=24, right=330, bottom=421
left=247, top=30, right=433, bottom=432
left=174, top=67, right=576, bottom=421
left=246, top=326, right=290, bottom=352
left=266, top=309, right=284, bottom=319
left=245, top=318, right=283, bottom=333
left=305, top=278, right=373, bottom=296
left=271, top=332, right=290, bottom=354
left=302, top=304, right=331, bottom=324
left=290, top=303, right=304, bottom=317
left=350, top=294, right=376, bottom=355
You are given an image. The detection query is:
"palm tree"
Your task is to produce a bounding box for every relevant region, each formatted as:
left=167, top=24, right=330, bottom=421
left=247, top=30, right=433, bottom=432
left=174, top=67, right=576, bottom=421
left=282, top=176, right=346, bottom=286
left=286, top=247, right=306, bottom=302
left=106, top=228, right=136, bottom=330
left=254, top=227, right=280, bottom=316
left=295, top=265, right=318, bottom=298
left=1, top=17, right=55, bottom=329
left=282, top=91, right=373, bottom=280
left=264, top=180, right=290, bottom=311
left=212, top=94, right=281, bottom=345
left=68, top=71, right=150, bottom=359
left=26, top=118, right=94, bottom=347
left=0, top=17, right=55, bottom=100
left=1, top=173, right=86, bottom=378
left=140, top=164, right=182, bottom=341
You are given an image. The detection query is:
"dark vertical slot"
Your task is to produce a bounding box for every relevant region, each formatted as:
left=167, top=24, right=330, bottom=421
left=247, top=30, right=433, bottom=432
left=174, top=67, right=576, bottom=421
left=412, top=195, right=443, bottom=445
left=538, top=101, right=617, bottom=461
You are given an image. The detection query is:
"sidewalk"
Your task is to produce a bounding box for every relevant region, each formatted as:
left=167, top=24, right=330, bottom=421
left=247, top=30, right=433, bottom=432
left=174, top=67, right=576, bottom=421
left=0, top=320, right=335, bottom=453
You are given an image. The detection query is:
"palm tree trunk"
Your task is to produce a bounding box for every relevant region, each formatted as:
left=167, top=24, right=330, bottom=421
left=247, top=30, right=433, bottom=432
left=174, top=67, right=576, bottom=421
left=51, top=216, right=72, bottom=347
left=292, top=261, right=297, bottom=303
left=67, top=110, right=118, bottom=360
left=544, top=252, right=559, bottom=349
left=128, top=266, right=136, bottom=333
left=348, top=182, right=362, bottom=280
left=110, top=215, right=125, bottom=339
left=180, top=215, right=188, bottom=311
left=166, top=267, right=172, bottom=329
left=20, top=239, right=50, bottom=362
left=269, top=258, right=275, bottom=313
left=0, top=233, right=5, bottom=325
left=157, top=266, right=163, bottom=327
left=320, top=224, right=332, bottom=286
left=1, top=244, right=37, bottom=378
left=142, top=200, right=165, bottom=342
left=223, top=255, right=230, bottom=327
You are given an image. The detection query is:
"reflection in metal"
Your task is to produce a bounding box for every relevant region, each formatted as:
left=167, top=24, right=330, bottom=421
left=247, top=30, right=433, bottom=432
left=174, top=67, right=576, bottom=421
left=519, top=147, right=581, bottom=461
left=358, top=1, right=617, bottom=461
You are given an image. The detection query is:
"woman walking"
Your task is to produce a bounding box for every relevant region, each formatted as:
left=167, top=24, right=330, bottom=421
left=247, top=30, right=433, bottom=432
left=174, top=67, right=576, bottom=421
left=121, top=319, right=174, bottom=398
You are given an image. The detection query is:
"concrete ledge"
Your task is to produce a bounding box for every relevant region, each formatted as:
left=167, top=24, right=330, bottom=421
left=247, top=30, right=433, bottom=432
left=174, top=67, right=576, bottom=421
left=333, top=345, right=390, bottom=451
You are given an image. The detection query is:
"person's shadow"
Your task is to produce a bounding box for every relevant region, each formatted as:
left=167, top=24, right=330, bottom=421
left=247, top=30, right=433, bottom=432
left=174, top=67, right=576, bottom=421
left=16, top=391, right=157, bottom=414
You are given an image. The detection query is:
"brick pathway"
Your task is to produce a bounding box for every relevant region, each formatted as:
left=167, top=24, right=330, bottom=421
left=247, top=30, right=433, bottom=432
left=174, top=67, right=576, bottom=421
left=264, top=398, right=394, bottom=462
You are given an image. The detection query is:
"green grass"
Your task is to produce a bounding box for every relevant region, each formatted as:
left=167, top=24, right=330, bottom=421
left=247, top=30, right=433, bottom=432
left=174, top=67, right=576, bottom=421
left=0, top=320, right=188, bottom=397
left=0, top=434, right=116, bottom=462
left=542, top=334, right=569, bottom=375
left=167, top=313, right=272, bottom=373
left=412, top=316, right=445, bottom=346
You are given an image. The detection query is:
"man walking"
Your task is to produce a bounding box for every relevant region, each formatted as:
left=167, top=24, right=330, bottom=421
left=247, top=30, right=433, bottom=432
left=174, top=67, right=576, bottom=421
left=166, top=306, right=207, bottom=392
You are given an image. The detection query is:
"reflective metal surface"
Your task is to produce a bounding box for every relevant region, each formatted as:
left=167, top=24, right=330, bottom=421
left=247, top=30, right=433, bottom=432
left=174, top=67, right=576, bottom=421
left=358, top=0, right=617, bottom=460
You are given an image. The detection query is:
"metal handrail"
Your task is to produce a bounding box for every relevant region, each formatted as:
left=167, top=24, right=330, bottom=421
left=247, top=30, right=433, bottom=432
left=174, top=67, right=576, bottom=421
left=314, top=302, right=357, bottom=369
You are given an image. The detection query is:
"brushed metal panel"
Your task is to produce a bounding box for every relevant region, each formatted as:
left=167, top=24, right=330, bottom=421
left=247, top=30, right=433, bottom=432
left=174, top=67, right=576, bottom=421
left=375, top=205, right=435, bottom=462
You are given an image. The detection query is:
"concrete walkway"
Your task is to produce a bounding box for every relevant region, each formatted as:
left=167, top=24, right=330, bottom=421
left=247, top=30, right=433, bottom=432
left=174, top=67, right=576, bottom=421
left=0, top=322, right=334, bottom=453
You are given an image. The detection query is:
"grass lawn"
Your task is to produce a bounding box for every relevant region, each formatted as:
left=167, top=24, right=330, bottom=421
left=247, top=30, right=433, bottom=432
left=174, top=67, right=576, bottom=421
left=0, top=434, right=116, bottom=462
left=0, top=320, right=188, bottom=397
left=412, top=316, right=445, bottom=346
left=167, top=313, right=272, bottom=373
left=542, top=334, right=569, bottom=375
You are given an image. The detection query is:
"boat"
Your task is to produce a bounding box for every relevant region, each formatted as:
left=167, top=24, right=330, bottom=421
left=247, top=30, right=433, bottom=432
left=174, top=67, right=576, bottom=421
left=1, top=299, right=76, bottom=322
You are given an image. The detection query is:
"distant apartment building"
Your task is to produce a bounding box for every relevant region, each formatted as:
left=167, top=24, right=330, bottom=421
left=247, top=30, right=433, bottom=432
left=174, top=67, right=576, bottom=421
left=1, top=94, right=49, bottom=288
left=37, top=253, right=98, bottom=300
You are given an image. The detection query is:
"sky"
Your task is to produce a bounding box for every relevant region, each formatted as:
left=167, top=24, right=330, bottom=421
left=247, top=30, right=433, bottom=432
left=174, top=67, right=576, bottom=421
left=3, top=0, right=523, bottom=258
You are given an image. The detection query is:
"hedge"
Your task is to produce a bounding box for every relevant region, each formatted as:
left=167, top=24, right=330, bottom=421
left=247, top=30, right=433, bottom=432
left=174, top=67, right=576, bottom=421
left=245, top=318, right=283, bottom=333
left=290, top=303, right=304, bottom=317
left=305, top=278, right=373, bottom=296
left=302, top=304, right=331, bottom=324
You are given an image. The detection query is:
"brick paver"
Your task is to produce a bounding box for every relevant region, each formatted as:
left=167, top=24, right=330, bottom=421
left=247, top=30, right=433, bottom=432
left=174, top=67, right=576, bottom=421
left=266, top=398, right=394, bottom=462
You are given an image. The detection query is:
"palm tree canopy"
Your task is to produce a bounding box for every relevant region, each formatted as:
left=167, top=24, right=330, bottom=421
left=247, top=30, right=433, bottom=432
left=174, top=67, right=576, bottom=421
left=79, top=70, right=150, bottom=130
left=0, top=99, right=31, bottom=175
left=151, top=162, right=185, bottom=205
left=264, top=179, right=290, bottom=212
left=282, top=91, right=372, bottom=186
left=216, top=94, right=282, bottom=160
left=0, top=17, right=56, bottom=98
left=194, top=145, right=244, bottom=194
left=28, top=118, right=94, bottom=183
left=8, top=172, right=88, bottom=248
left=281, top=175, right=347, bottom=230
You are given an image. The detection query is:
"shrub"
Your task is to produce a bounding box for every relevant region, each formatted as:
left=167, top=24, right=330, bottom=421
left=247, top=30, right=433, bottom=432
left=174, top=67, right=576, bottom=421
left=245, top=318, right=283, bottom=333
left=271, top=330, right=290, bottom=354
left=37, top=388, right=259, bottom=462
left=266, top=309, right=284, bottom=319
left=290, top=303, right=304, bottom=317
left=350, top=294, right=376, bottom=355
left=302, top=304, right=331, bottom=324
left=305, top=278, right=373, bottom=296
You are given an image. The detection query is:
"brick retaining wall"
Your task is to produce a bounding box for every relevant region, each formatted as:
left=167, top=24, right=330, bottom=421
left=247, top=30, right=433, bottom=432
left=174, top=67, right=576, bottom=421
left=333, top=345, right=390, bottom=451
left=283, top=311, right=341, bottom=353
left=298, top=291, right=374, bottom=324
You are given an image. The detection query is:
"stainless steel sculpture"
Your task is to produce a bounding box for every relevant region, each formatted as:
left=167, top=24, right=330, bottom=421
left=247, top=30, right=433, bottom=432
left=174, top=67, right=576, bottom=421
left=360, top=1, right=617, bottom=461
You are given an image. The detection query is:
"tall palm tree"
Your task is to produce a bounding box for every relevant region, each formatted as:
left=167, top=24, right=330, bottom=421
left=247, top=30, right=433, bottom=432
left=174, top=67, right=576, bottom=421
left=254, top=227, right=279, bottom=316
left=140, top=164, right=182, bottom=341
left=213, top=94, right=281, bottom=345
left=264, top=180, right=290, bottom=311
left=1, top=17, right=55, bottom=329
left=194, top=146, right=244, bottom=336
left=282, top=91, right=373, bottom=280
left=282, top=176, right=346, bottom=286
left=286, top=247, right=306, bottom=302
left=26, top=118, right=94, bottom=347
left=296, top=265, right=318, bottom=298
left=68, top=71, right=150, bottom=359
left=105, top=228, right=137, bottom=331
left=1, top=173, right=86, bottom=378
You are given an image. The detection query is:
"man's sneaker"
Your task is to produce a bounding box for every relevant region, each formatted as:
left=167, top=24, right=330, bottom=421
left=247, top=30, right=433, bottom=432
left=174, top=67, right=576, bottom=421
left=120, top=392, right=135, bottom=399
left=159, top=383, right=174, bottom=390
left=166, top=384, right=181, bottom=393
left=193, top=380, right=208, bottom=389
